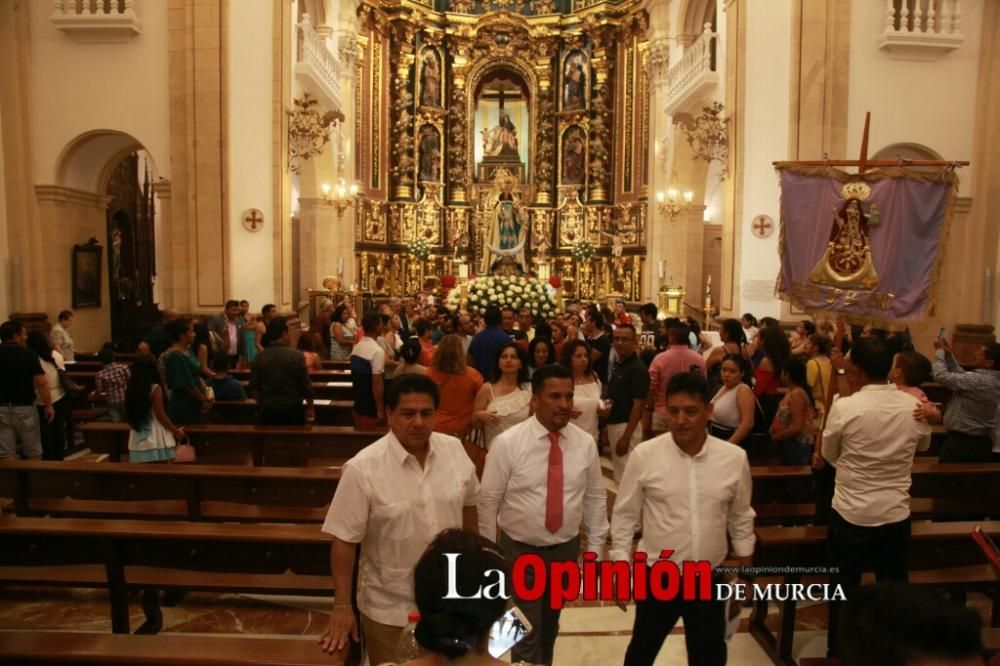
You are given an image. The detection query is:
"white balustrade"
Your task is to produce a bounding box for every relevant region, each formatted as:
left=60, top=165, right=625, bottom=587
left=664, top=24, right=718, bottom=116
left=880, top=0, right=964, bottom=59
left=50, top=0, right=141, bottom=42
left=296, top=13, right=344, bottom=116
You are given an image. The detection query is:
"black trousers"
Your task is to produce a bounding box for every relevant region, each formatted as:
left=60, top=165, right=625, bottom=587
left=260, top=405, right=306, bottom=426
left=624, top=570, right=726, bottom=666
left=939, top=431, right=993, bottom=463
left=826, top=509, right=910, bottom=656
left=38, top=399, right=71, bottom=461
left=498, top=532, right=579, bottom=666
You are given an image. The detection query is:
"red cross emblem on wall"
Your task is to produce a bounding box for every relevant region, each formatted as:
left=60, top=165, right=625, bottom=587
left=751, top=215, right=774, bottom=239
left=242, top=209, right=264, bottom=233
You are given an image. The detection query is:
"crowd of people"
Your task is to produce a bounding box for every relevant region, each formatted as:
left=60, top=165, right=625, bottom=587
left=2, top=295, right=999, bottom=665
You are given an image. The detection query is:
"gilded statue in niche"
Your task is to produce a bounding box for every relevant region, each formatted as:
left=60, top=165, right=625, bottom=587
left=809, top=182, right=881, bottom=289
left=478, top=169, right=529, bottom=274
left=562, top=50, right=588, bottom=110
left=419, top=49, right=441, bottom=107
left=561, top=126, right=586, bottom=185
left=418, top=125, right=441, bottom=181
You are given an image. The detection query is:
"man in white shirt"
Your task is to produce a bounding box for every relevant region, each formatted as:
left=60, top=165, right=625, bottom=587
left=318, top=374, right=480, bottom=665
left=49, top=310, right=75, bottom=362
left=822, top=337, right=931, bottom=657
left=612, top=371, right=755, bottom=666
left=479, top=364, right=608, bottom=666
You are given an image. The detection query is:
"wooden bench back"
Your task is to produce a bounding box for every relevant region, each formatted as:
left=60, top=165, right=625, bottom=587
left=0, top=461, right=341, bottom=523
left=80, top=422, right=379, bottom=466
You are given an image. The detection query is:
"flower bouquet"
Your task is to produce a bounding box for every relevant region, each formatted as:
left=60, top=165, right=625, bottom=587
left=447, top=275, right=557, bottom=318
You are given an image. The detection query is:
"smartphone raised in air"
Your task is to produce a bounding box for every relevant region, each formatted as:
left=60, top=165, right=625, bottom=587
left=488, top=606, right=532, bottom=658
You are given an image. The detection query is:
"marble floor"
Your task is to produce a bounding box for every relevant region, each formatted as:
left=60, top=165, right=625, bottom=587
left=1, top=451, right=994, bottom=665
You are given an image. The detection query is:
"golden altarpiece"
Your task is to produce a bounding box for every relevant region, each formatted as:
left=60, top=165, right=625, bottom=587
left=351, top=0, right=650, bottom=302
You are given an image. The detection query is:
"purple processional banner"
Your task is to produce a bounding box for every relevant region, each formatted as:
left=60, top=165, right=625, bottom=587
left=775, top=164, right=958, bottom=325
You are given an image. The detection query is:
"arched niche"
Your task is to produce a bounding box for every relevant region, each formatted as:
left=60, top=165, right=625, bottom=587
left=677, top=0, right=717, bottom=45
left=467, top=57, right=538, bottom=185
left=55, top=129, right=160, bottom=195
left=872, top=142, right=944, bottom=172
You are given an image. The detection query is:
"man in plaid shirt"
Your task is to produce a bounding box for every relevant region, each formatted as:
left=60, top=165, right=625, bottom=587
left=92, top=345, right=131, bottom=423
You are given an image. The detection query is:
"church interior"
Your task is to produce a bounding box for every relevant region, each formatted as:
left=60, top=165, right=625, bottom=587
left=1, top=0, right=1000, bottom=664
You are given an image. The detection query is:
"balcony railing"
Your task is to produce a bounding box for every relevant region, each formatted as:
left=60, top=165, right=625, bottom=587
left=296, top=13, right=343, bottom=115
left=879, top=0, right=964, bottom=59
left=50, top=0, right=142, bottom=43
left=664, top=24, right=718, bottom=116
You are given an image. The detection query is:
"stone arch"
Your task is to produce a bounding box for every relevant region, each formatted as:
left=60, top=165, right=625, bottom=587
left=676, top=0, right=717, bottom=44
left=54, top=129, right=161, bottom=194
left=872, top=142, right=943, bottom=161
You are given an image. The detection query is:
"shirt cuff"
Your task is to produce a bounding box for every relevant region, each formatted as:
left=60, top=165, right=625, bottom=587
left=730, top=536, right=756, bottom=559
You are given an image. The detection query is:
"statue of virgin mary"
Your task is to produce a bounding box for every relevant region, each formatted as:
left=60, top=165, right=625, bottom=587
left=480, top=195, right=527, bottom=274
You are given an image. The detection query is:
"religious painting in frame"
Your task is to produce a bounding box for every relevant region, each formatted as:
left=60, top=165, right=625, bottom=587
left=560, top=125, right=587, bottom=186
left=561, top=49, right=589, bottom=111
left=72, top=240, right=103, bottom=308
left=417, top=47, right=442, bottom=108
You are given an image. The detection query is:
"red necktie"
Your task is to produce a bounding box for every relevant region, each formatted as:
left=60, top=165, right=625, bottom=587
left=545, top=431, right=564, bottom=533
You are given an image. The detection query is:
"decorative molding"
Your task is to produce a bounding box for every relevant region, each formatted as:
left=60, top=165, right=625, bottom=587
left=34, top=184, right=110, bottom=208
left=50, top=0, right=141, bottom=43
left=647, top=37, right=669, bottom=86
left=287, top=93, right=343, bottom=174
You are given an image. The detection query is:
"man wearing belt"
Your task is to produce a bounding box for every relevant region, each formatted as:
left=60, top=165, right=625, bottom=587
left=931, top=337, right=1000, bottom=463
left=479, top=363, right=608, bottom=666
left=0, top=320, right=54, bottom=460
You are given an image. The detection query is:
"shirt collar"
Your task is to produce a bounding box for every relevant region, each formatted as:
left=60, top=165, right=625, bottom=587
left=858, top=382, right=895, bottom=392
left=529, top=415, right=563, bottom=442
left=671, top=434, right=711, bottom=459
left=385, top=430, right=434, bottom=466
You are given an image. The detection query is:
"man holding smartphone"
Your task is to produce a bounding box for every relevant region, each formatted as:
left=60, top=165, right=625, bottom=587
left=931, top=336, right=1000, bottom=463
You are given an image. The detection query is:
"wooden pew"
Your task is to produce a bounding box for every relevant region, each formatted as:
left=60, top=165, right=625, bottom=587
left=0, top=461, right=340, bottom=523
left=67, top=372, right=356, bottom=402
left=749, top=520, right=1000, bottom=666
left=0, top=517, right=334, bottom=634
left=80, top=422, right=379, bottom=466
left=750, top=462, right=1000, bottom=525
left=205, top=399, right=356, bottom=426
left=0, top=631, right=349, bottom=666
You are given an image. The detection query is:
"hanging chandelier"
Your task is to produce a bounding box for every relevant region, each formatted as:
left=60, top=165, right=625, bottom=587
left=673, top=102, right=729, bottom=175
left=287, top=93, right=344, bottom=174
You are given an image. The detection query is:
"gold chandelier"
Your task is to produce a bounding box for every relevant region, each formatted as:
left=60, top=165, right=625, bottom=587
left=287, top=93, right=344, bottom=174
left=673, top=102, right=729, bottom=175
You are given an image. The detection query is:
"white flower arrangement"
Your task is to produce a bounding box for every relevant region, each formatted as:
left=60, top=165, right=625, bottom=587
left=410, top=236, right=432, bottom=261
left=446, top=275, right=558, bottom=318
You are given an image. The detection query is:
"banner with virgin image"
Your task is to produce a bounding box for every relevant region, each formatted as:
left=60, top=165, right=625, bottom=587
left=774, top=163, right=958, bottom=325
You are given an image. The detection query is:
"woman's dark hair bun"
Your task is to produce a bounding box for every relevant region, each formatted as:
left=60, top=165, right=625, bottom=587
left=414, top=611, right=474, bottom=659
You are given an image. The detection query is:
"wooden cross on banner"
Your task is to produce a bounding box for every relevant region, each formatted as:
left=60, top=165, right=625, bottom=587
left=774, top=112, right=970, bottom=172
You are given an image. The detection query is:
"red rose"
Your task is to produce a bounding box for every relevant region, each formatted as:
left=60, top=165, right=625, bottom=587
left=549, top=276, right=562, bottom=288
left=442, top=275, right=456, bottom=289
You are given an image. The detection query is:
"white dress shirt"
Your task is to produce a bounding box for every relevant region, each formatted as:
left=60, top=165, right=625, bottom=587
left=822, top=383, right=931, bottom=527
left=610, top=433, right=756, bottom=566
left=479, top=416, right=608, bottom=552
left=322, top=431, right=480, bottom=625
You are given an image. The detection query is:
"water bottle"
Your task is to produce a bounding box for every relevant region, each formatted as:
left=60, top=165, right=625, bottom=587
left=395, top=611, right=422, bottom=662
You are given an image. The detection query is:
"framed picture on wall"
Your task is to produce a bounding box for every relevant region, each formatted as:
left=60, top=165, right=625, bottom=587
left=72, top=240, right=102, bottom=308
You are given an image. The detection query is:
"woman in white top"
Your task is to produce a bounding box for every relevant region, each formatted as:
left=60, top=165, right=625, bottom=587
left=560, top=339, right=601, bottom=444
left=472, top=342, right=531, bottom=449
left=26, top=331, right=69, bottom=461
left=377, top=313, right=403, bottom=379
left=709, top=353, right=756, bottom=447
